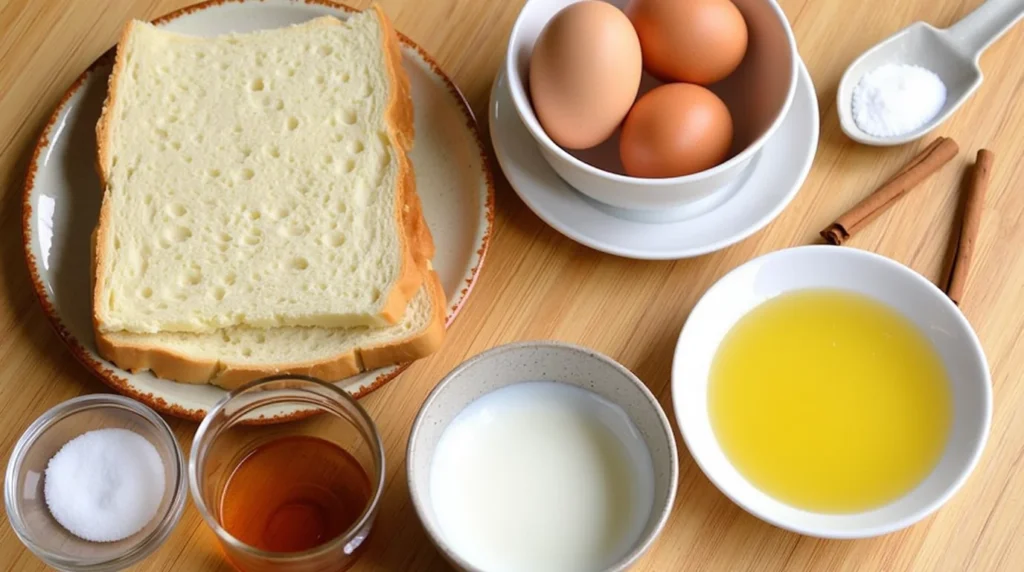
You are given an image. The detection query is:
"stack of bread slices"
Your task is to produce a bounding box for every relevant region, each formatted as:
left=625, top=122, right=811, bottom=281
left=91, top=6, right=446, bottom=389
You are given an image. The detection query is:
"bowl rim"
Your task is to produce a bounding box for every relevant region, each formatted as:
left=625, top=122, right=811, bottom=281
left=406, top=340, right=679, bottom=571
left=671, top=245, right=993, bottom=539
left=4, top=394, right=188, bottom=571
left=504, top=0, right=800, bottom=187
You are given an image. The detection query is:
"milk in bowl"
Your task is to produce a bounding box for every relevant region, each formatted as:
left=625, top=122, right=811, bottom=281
left=429, top=381, right=655, bottom=572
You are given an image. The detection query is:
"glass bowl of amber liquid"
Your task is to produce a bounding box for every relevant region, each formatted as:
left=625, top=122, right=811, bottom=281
left=189, top=375, right=385, bottom=572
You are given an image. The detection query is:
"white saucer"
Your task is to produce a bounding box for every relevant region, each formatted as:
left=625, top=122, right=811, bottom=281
left=489, top=63, right=819, bottom=260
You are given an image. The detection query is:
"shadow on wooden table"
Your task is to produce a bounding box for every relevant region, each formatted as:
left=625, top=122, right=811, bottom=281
left=356, top=467, right=452, bottom=570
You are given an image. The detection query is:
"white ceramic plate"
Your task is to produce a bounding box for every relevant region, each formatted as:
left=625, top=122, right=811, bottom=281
left=672, top=246, right=991, bottom=538
left=489, top=63, right=818, bottom=260
left=22, top=0, right=493, bottom=422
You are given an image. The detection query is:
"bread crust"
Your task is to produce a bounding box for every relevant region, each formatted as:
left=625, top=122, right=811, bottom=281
left=359, top=270, right=445, bottom=374
left=95, top=267, right=444, bottom=390
left=92, top=19, right=135, bottom=336
left=370, top=4, right=424, bottom=325
left=94, top=270, right=446, bottom=389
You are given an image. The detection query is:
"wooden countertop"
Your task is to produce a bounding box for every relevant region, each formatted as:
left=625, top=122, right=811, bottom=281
left=2, top=0, right=1023, bottom=569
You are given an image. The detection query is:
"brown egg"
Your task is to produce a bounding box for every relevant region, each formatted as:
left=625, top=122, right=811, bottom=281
left=626, top=0, right=748, bottom=85
left=619, top=83, right=733, bottom=178
left=529, top=1, right=642, bottom=149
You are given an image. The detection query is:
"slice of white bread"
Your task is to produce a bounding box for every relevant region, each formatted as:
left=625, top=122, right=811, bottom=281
left=93, top=7, right=421, bottom=334
left=96, top=272, right=446, bottom=390
left=95, top=172, right=446, bottom=389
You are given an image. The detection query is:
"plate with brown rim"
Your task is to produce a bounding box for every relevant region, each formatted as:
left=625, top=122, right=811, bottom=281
left=22, top=0, right=494, bottom=422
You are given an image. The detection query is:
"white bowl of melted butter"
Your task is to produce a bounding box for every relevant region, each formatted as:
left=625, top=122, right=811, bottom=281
left=407, top=341, right=678, bottom=572
left=673, top=245, right=991, bottom=539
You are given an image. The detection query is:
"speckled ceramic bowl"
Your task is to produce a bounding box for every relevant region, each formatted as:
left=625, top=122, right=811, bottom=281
left=407, top=341, right=678, bottom=571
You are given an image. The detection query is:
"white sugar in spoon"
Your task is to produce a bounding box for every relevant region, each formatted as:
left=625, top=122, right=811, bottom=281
left=838, top=0, right=1024, bottom=146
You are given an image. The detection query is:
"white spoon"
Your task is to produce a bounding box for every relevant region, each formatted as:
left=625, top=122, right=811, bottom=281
left=838, top=0, right=1024, bottom=146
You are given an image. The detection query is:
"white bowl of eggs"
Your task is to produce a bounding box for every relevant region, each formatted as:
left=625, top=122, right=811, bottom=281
left=506, top=0, right=799, bottom=215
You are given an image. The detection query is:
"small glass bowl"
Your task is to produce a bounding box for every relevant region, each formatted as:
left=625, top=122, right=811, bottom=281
left=5, top=394, right=187, bottom=571
left=189, top=375, right=385, bottom=572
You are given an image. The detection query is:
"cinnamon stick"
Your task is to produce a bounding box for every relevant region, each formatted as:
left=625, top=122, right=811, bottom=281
left=946, top=149, right=994, bottom=306
left=821, top=137, right=959, bottom=245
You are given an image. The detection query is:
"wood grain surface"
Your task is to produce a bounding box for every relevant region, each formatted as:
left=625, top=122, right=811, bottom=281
left=2, top=0, right=1023, bottom=570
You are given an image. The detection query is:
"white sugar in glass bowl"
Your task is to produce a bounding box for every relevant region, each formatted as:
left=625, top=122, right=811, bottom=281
left=672, top=246, right=991, bottom=538
left=5, top=394, right=187, bottom=570
left=505, top=0, right=798, bottom=216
